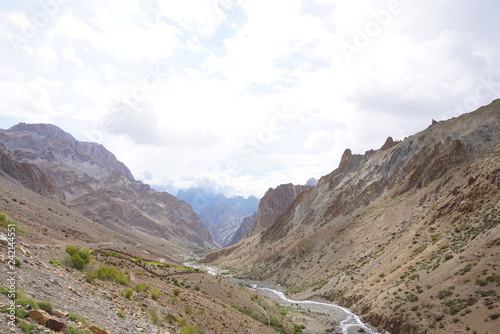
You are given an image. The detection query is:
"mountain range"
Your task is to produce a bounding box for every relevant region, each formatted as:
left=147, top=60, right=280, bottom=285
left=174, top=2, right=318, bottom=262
left=176, top=188, right=259, bottom=247
left=0, top=123, right=216, bottom=252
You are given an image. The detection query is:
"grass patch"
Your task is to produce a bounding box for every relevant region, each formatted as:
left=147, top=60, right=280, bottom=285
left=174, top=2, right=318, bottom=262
left=64, top=325, right=91, bottom=334
left=37, top=301, right=53, bottom=312
left=0, top=210, right=26, bottom=234
left=150, top=289, right=161, bottom=300
left=86, top=266, right=130, bottom=285
left=181, top=325, right=200, bottom=334
left=68, top=313, right=90, bottom=327
left=18, top=321, right=38, bottom=334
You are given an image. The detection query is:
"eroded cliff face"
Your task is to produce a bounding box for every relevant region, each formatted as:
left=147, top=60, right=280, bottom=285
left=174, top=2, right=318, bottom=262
left=210, top=100, right=500, bottom=334
left=246, top=183, right=311, bottom=237
left=0, top=123, right=216, bottom=249
left=0, top=143, right=64, bottom=201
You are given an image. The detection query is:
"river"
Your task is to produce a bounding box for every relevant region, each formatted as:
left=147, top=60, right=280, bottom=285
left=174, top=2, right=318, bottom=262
left=186, top=263, right=382, bottom=334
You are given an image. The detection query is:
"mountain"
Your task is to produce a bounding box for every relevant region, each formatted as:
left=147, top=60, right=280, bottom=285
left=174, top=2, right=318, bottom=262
left=177, top=188, right=259, bottom=246
left=246, top=183, right=311, bottom=237
left=203, top=100, right=500, bottom=334
left=0, top=123, right=216, bottom=250
left=229, top=212, right=256, bottom=246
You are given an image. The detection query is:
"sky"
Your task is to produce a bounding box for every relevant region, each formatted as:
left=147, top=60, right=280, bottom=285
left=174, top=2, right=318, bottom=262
left=0, top=0, right=499, bottom=198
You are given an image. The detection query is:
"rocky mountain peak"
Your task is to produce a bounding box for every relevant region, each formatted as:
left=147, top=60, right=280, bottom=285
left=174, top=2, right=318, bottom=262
left=380, top=136, right=397, bottom=150
left=9, top=122, right=76, bottom=141
left=2, top=123, right=134, bottom=181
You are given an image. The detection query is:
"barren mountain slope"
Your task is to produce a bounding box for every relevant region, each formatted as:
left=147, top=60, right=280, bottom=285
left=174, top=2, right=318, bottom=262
left=208, top=100, right=500, bottom=333
left=0, top=161, right=308, bottom=334
left=0, top=123, right=215, bottom=250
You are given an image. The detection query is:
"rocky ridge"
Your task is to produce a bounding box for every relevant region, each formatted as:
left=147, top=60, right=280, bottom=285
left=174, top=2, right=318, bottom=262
left=245, top=183, right=311, bottom=237
left=0, top=123, right=215, bottom=250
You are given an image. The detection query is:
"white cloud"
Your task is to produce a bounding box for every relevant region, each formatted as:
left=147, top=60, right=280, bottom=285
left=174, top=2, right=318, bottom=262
left=1, top=0, right=499, bottom=197
left=303, top=130, right=336, bottom=152
left=157, top=0, right=226, bottom=36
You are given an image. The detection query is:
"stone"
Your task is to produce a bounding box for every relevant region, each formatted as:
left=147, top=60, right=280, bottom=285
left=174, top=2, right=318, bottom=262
left=89, top=325, right=109, bottom=334
left=52, top=309, right=66, bottom=318
left=45, top=318, right=66, bottom=331
left=28, top=309, right=50, bottom=325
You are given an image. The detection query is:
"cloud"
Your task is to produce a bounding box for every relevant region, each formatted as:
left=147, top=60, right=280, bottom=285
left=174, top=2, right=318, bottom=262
left=1, top=0, right=499, bottom=198
left=157, top=0, right=226, bottom=37
left=303, top=130, right=336, bottom=152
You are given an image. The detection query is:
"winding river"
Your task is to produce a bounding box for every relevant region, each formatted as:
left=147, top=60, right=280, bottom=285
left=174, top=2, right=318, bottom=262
left=186, top=263, right=381, bottom=334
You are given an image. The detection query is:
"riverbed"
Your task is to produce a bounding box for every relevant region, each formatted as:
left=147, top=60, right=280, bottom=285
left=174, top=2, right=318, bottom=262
left=186, top=263, right=381, bottom=334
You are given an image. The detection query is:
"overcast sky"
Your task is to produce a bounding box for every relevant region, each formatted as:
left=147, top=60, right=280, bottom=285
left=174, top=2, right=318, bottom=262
left=0, top=0, right=499, bottom=198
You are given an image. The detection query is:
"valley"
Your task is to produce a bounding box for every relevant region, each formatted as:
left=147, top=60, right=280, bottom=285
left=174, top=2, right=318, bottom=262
left=0, top=100, right=499, bottom=334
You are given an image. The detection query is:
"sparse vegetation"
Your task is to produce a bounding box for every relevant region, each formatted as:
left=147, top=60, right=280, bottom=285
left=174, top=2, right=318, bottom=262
left=37, top=300, right=53, bottom=312
left=0, top=210, right=26, bottom=234
left=85, top=266, right=130, bottom=285
left=65, top=246, right=93, bottom=270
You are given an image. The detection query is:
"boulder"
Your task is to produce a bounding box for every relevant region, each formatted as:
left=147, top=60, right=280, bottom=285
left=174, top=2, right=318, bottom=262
left=46, top=317, right=66, bottom=331
left=52, top=309, right=66, bottom=318
left=89, top=325, right=109, bottom=334
left=28, top=309, right=50, bottom=325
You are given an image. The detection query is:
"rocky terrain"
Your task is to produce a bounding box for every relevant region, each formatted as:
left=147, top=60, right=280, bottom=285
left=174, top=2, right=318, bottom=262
left=0, top=169, right=310, bottom=334
left=0, top=123, right=216, bottom=251
left=177, top=189, right=259, bottom=247
left=205, top=100, right=500, bottom=333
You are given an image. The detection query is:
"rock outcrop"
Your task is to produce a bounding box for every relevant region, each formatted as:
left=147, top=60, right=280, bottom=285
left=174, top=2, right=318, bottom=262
left=246, top=183, right=311, bottom=237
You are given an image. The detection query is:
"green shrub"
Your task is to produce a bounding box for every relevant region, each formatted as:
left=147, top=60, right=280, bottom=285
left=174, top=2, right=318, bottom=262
left=116, top=311, right=126, bottom=319
left=150, top=289, right=161, bottom=300
left=18, top=321, right=38, bottom=333
left=49, top=260, right=64, bottom=268
left=37, top=300, right=53, bottom=312
left=68, top=313, right=90, bottom=327
left=165, top=313, right=177, bottom=323
left=122, top=288, right=133, bottom=299
left=438, top=290, right=453, bottom=299
left=475, top=279, right=487, bottom=286
left=490, top=313, right=500, bottom=320
left=294, top=324, right=306, bottom=332
left=86, top=267, right=130, bottom=285
left=65, top=246, right=93, bottom=270
left=15, top=297, right=38, bottom=308
left=134, top=283, right=149, bottom=291
left=64, top=325, right=91, bottom=334
left=181, top=325, right=200, bottom=334
left=0, top=210, right=26, bottom=234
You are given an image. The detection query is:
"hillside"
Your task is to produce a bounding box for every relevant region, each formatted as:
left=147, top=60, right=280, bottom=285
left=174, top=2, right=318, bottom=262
left=0, top=123, right=216, bottom=251
left=205, top=100, right=500, bottom=333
